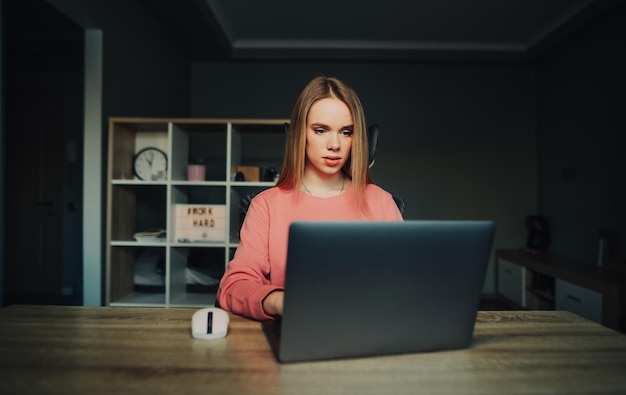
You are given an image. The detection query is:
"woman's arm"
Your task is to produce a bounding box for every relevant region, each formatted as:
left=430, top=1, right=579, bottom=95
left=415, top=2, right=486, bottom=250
left=216, top=194, right=283, bottom=320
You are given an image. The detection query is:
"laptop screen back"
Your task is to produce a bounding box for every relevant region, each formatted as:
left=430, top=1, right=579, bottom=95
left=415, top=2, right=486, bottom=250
left=268, top=220, right=495, bottom=363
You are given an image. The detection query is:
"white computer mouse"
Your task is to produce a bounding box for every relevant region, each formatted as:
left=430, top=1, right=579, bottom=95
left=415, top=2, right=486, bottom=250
left=191, top=307, right=230, bottom=340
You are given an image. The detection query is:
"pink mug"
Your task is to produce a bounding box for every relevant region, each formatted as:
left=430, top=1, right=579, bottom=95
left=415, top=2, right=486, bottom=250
left=187, top=165, right=206, bottom=181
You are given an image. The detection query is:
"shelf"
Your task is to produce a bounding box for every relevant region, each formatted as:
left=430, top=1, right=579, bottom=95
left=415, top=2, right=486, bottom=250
left=110, top=292, right=166, bottom=306
left=171, top=241, right=225, bottom=247
left=106, top=118, right=288, bottom=307
left=111, top=240, right=166, bottom=246
left=169, top=292, right=217, bottom=308
left=111, top=179, right=168, bottom=185
left=170, top=181, right=229, bottom=187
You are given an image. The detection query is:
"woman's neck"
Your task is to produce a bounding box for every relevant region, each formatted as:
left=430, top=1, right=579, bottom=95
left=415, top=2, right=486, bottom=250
left=301, top=172, right=347, bottom=198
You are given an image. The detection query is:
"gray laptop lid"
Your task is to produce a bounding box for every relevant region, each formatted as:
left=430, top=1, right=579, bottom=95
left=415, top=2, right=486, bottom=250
left=264, top=220, right=495, bottom=363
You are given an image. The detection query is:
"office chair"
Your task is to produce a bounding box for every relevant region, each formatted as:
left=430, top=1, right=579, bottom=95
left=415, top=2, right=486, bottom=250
left=368, top=124, right=405, bottom=217
left=392, top=193, right=406, bottom=217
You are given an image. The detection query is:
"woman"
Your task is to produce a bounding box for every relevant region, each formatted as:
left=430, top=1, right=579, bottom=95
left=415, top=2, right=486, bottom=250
left=216, top=76, right=403, bottom=320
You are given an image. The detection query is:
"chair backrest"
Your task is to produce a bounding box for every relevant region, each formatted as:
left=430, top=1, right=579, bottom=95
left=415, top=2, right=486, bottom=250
left=368, top=125, right=405, bottom=217
left=392, top=194, right=405, bottom=217
left=367, top=124, right=379, bottom=168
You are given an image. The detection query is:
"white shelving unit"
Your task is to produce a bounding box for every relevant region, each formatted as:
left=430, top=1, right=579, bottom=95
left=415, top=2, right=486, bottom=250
left=106, top=118, right=287, bottom=307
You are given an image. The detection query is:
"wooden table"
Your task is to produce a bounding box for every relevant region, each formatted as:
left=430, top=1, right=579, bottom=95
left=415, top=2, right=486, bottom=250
left=1, top=305, right=626, bottom=394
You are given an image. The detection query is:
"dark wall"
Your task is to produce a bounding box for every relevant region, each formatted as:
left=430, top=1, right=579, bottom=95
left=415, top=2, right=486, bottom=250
left=191, top=61, right=538, bottom=292
left=0, top=0, right=5, bottom=307
left=54, top=0, right=192, bottom=119
left=535, top=3, right=626, bottom=265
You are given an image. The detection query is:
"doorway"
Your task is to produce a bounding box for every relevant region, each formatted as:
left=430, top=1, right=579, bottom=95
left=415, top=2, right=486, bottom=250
left=3, top=0, right=84, bottom=305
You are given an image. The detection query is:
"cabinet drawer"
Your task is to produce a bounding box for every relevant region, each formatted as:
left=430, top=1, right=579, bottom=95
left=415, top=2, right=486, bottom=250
left=497, top=259, right=525, bottom=307
left=555, top=279, right=602, bottom=324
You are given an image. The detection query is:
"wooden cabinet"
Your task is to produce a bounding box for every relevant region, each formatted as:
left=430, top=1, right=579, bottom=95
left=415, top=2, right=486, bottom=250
left=495, top=249, right=626, bottom=331
left=497, top=259, right=526, bottom=307
left=555, top=279, right=602, bottom=324
left=106, top=118, right=287, bottom=307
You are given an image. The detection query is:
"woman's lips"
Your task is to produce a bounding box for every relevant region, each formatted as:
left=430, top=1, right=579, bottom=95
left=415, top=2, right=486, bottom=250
left=323, top=157, right=342, bottom=166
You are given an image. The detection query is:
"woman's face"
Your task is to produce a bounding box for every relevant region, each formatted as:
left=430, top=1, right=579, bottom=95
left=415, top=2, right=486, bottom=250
left=304, top=97, right=353, bottom=178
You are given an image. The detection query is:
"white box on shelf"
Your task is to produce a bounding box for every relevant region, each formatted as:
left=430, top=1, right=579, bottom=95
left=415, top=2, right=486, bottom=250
left=175, top=204, right=226, bottom=242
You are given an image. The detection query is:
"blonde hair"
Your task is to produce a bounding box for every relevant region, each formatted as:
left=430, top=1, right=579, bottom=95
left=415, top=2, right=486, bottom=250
left=276, top=76, right=372, bottom=212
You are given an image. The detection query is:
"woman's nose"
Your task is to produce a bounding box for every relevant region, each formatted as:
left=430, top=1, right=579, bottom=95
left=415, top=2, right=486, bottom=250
left=327, top=132, right=340, bottom=150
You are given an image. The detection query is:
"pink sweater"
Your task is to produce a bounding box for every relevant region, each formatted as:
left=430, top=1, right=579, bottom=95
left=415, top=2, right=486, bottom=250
left=217, top=183, right=403, bottom=320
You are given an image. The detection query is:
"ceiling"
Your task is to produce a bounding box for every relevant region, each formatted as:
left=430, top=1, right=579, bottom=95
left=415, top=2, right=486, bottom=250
left=4, top=0, right=618, bottom=68
left=138, top=0, right=618, bottom=62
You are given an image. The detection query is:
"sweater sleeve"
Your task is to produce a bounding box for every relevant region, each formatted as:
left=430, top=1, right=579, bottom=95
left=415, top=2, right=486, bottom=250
left=216, top=194, right=282, bottom=321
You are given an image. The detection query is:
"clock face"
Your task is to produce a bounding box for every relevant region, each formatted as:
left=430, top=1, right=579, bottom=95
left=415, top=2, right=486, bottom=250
left=133, top=147, right=168, bottom=180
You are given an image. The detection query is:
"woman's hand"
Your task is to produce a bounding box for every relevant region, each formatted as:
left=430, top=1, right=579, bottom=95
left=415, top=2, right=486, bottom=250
left=263, top=290, right=284, bottom=316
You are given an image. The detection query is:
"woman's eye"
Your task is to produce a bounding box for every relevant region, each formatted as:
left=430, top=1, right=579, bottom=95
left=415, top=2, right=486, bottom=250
left=340, top=129, right=353, bottom=136
left=314, top=128, right=327, bottom=134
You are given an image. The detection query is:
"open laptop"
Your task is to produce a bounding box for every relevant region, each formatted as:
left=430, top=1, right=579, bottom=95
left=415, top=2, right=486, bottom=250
left=263, top=220, right=495, bottom=363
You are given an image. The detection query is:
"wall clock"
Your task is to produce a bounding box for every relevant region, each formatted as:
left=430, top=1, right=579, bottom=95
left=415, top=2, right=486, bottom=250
left=133, top=147, right=168, bottom=180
